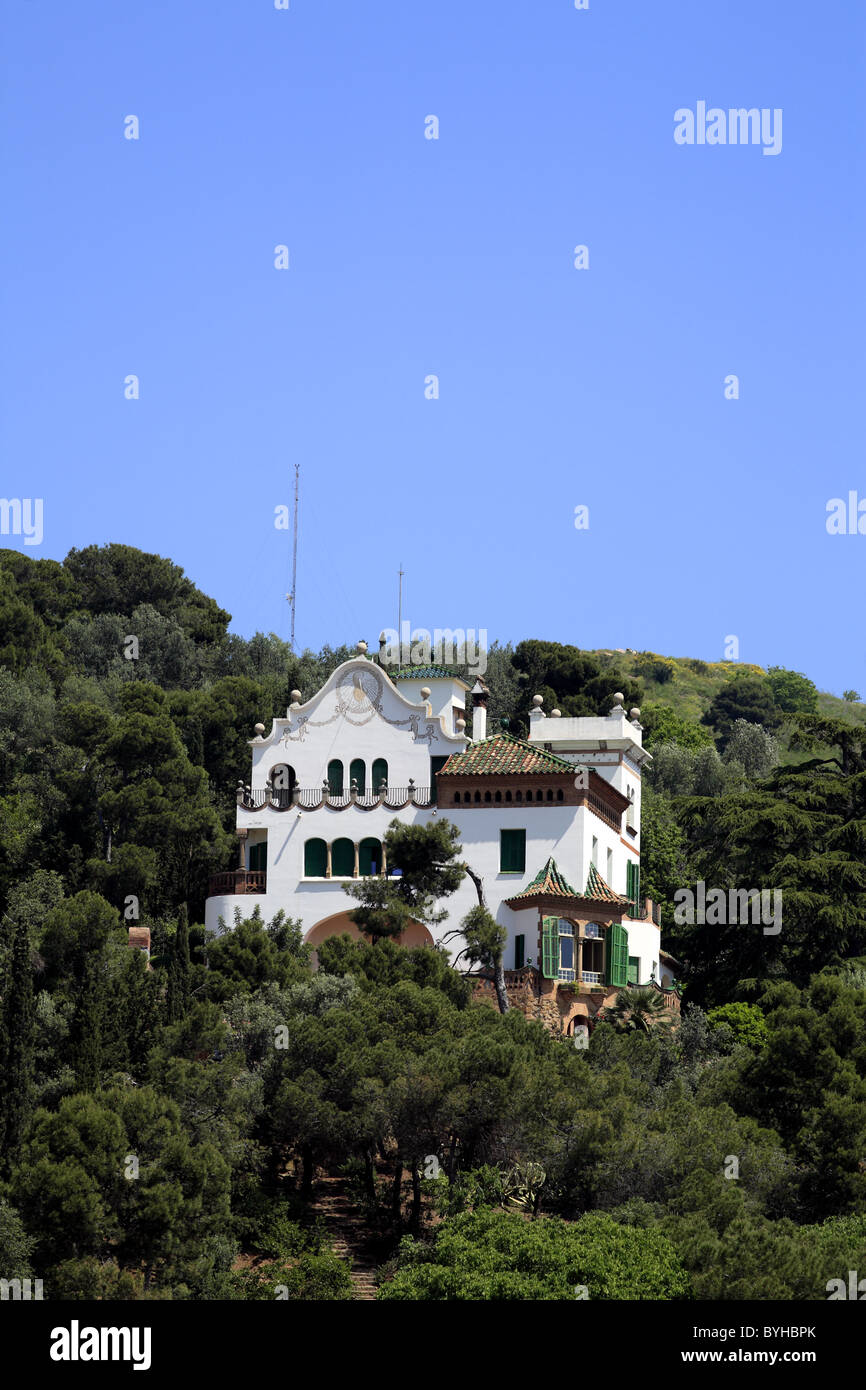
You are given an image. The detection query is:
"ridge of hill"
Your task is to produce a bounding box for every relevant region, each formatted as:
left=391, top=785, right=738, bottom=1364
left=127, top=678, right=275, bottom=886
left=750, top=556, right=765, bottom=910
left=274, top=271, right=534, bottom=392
left=587, top=648, right=865, bottom=730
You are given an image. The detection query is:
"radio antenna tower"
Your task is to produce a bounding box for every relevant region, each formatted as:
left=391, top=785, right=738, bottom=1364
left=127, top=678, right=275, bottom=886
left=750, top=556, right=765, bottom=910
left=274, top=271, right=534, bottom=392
left=397, top=562, right=404, bottom=646
left=287, top=463, right=299, bottom=651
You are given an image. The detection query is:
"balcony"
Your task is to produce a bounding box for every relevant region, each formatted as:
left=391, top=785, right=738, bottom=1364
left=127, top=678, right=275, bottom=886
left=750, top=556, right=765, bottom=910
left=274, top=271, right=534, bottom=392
left=236, top=783, right=434, bottom=811
left=207, top=869, right=266, bottom=896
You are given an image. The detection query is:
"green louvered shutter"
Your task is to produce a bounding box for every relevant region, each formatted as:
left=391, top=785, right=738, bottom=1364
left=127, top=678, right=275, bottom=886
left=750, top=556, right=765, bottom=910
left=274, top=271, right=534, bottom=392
left=626, top=861, right=640, bottom=916
left=429, top=756, right=448, bottom=804
left=500, top=829, right=526, bottom=873
left=328, top=760, right=344, bottom=795
left=606, top=923, right=629, bottom=987
left=373, top=758, right=388, bottom=793
left=304, top=838, right=327, bottom=876
left=541, top=917, right=559, bottom=979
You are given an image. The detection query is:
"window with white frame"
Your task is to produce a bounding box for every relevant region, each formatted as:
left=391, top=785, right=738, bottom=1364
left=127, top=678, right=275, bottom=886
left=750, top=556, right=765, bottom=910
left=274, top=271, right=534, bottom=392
left=558, top=919, right=576, bottom=981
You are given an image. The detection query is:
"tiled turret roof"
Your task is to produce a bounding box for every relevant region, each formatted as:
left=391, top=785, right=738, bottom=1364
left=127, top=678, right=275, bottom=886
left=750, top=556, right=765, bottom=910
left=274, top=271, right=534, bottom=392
left=584, top=862, right=626, bottom=904
left=506, top=857, right=628, bottom=909
left=508, top=857, right=578, bottom=900
left=437, top=733, right=576, bottom=776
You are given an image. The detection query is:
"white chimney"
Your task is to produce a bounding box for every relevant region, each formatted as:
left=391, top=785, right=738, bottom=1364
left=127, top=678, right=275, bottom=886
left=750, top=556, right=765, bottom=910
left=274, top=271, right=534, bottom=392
left=471, top=679, right=489, bottom=741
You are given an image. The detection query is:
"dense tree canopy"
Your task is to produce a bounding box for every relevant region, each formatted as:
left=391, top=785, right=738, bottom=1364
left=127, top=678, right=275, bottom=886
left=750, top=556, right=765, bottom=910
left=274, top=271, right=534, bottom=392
left=1, top=549, right=864, bottom=1301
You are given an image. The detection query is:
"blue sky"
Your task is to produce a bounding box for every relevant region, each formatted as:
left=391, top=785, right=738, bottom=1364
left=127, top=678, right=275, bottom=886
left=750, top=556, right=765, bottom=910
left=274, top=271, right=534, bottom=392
left=2, top=1, right=864, bottom=695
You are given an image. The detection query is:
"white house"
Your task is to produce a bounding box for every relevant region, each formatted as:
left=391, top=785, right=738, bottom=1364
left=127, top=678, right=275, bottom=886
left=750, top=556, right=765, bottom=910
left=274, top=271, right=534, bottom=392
left=204, top=643, right=673, bottom=1022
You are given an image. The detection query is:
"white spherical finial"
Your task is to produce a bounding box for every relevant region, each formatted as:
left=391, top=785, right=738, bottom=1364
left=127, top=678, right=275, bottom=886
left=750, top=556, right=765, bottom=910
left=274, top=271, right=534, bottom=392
left=551, top=709, right=561, bottom=718
left=290, top=689, right=302, bottom=704
left=420, top=686, right=431, bottom=699
left=357, top=639, right=368, bottom=653
left=254, top=722, right=265, bottom=735
left=456, top=717, right=466, bottom=732
left=613, top=692, right=624, bottom=705
left=532, top=694, right=544, bottom=708
left=630, top=707, right=641, bottom=719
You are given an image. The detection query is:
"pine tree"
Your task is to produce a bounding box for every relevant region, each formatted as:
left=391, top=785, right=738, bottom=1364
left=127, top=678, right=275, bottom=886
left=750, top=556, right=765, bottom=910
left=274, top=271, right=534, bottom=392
left=70, top=954, right=106, bottom=1092
left=166, top=904, right=191, bottom=1022
left=0, top=915, right=35, bottom=1171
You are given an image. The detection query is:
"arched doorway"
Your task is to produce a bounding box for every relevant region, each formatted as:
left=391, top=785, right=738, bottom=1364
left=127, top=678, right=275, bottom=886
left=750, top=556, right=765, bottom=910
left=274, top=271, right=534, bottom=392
left=269, top=763, right=296, bottom=808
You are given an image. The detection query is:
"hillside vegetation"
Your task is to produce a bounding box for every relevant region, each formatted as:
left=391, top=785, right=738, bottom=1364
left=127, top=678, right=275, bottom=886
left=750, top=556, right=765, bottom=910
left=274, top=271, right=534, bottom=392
left=1, top=544, right=865, bottom=1302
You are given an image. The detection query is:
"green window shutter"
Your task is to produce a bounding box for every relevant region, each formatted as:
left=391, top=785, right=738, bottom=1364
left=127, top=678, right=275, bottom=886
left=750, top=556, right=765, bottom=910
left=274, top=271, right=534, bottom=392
left=304, top=839, right=327, bottom=876
left=331, top=838, right=354, bottom=876
left=500, top=829, right=526, bottom=873
left=358, top=837, right=380, bottom=875
left=327, top=760, right=344, bottom=795
left=627, top=955, right=639, bottom=986
left=626, top=861, right=640, bottom=915
left=350, top=759, right=366, bottom=794
left=429, top=756, right=449, bottom=804
left=372, top=758, right=388, bottom=793
left=514, top=934, right=525, bottom=969
left=541, top=917, right=559, bottom=979
left=249, top=840, right=267, bottom=873
left=606, top=923, right=629, bottom=987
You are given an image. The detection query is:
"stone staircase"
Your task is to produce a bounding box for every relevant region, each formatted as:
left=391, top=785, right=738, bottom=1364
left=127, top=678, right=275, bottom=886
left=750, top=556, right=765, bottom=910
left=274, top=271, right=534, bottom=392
left=308, top=1175, right=378, bottom=1301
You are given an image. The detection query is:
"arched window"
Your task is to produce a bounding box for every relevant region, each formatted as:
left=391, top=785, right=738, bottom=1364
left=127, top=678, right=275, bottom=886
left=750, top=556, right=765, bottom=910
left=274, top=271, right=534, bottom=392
left=327, top=760, right=344, bottom=795
left=546, top=789, right=553, bottom=802
left=350, top=758, right=366, bottom=794
left=358, top=837, right=382, bottom=876
left=556, top=788, right=564, bottom=801
left=474, top=791, right=481, bottom=803
left=304, top=838, right=327, bottom=876
left=495, top=790, right=502, bottom=802
left=505, top=790, right=512, bottom=802
left=269, top=763, right=296, bottom=808
left=331, top=838, right=354, bottom=877
left=453, top=793, right=461, bottom=804
left=484, top=790, right=492, bottom=803
left=516, top=790, right=523, bottom=802
left=372, top=758, right=388, bottom=793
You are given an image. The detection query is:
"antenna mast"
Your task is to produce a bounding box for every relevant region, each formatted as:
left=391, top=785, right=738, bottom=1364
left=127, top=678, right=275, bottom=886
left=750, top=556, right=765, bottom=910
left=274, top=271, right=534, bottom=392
left=397, top=563, right=404, bottom=654
left=289, top=463, right=299, bottom=651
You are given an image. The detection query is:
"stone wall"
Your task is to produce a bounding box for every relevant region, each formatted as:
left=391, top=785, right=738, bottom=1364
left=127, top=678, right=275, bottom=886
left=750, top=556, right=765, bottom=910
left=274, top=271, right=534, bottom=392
left=472, top=967, right=681, bottom=1036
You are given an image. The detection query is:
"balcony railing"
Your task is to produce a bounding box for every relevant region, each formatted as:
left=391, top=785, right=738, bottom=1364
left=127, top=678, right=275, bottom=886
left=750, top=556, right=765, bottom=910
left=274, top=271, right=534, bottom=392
left=207, top=869, right=266, bottom=896
left=586, top=791, right=621, bottom=832
left=237, top=784, right=434, bottom=811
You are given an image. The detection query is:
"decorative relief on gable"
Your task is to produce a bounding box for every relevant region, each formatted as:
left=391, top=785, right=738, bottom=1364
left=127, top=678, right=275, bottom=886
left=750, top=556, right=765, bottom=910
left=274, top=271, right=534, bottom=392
left=277, top=668, right=442, bottom=745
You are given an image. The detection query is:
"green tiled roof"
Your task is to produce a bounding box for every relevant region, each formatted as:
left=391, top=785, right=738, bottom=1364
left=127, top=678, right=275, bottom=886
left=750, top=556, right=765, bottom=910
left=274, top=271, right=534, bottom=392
left=509, top=857, right=578, bottom=900
left=389, top=666, right=458, bottom=681
left=438, top=733, right=576, bottom=776
left=585, top=862, right=625, bottom=904
left=508, top=856, right=626, bottom=908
